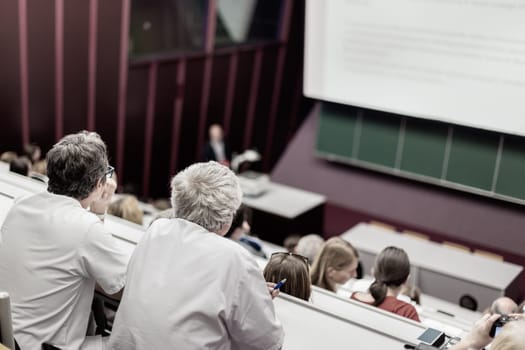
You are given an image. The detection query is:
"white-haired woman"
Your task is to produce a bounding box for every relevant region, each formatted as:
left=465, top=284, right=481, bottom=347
left=109, top=161, right=284, bottom=350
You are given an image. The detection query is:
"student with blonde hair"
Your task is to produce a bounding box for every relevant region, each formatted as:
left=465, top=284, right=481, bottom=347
left=352, top=246, right=420, bottom=322
left=264, top=252, right=312, bottom=301
left=108, top=195, right=144, bottom=225
left=310, top=237, right=358, bottom=293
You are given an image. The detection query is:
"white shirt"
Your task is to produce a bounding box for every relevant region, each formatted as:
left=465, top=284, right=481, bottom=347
left=211, top=141, right=226, bottom=162
left=0, top=191, right=128, bottom=350
left=109, top=218, right=284, bottom=350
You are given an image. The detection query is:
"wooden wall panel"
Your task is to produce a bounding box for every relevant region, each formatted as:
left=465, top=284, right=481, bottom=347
left=26, top=0, right=56, bottom=151
left=63, top=0, right=89, bottom=134
left=0, top=1, right=22, bottom=152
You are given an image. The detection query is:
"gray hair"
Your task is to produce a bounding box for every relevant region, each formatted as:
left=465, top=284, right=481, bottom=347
left=171, top=161, right=242, bottom=233
left=47, top=131, right=108, bottom=200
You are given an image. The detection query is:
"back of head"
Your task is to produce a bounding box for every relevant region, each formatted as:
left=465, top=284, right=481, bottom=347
left=490, top=320, right=525, bottom=350
left=0, top=151, right=17, bottom=164
left=283, top=234, right=301, bottom=253
left=296, top=234, right=325, bottom=263
left=46, top=131, right=108, bottom=200
left=9, top=156, right=31, bottom=176
left=171, top=161, right=242, bottom=234
left=310, top=237, right=357, bottom=292
left=108, top=195, right=144, bottom=225
left=491, top=297, right=518, bottom=315
left=369, top=246, right=410, bottom=306
left=264, top=253, right=311, bottom=301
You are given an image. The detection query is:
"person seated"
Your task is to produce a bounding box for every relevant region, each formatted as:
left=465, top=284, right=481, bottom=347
left=310, top=237, right=359, bottom=293
left=283, top=234, right=301, bottom=253
left=109, top=162, right=283, bottom=350
left=490, top=297, right=518, bottom=315
left=9, top=156, right=31, bottom=176
left=264, top=252, right=312, bottom=301
left=108, top=195, right=144, bottom=225
left=295, top=234, right=325, bottom=264
left=23, top=143, right=42, bottom=164
left=351, top=246, right=421, bottom=322
left=449, top=314, right=525, bottom=350
left=224, top=205, right=266, bottom=258
left=0, top=131, right=128, bottom=350
left=202, top=123, right=232, bottom=166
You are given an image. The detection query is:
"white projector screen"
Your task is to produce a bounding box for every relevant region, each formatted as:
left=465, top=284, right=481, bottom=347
left=304, top=0, right=525, bottom=136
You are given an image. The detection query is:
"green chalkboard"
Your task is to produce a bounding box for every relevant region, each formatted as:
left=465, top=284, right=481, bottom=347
left=401, top=119, right=448, bottom=178
left=357, top=111, right=400, bottom=168
left=316, top=102, right=525, bottom=205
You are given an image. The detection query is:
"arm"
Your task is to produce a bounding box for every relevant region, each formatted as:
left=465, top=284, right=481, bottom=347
left=449, top=314, right=500, bottom=350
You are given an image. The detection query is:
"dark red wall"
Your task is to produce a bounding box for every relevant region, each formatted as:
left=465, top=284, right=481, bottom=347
left=0, top=0, right=307, bottom=199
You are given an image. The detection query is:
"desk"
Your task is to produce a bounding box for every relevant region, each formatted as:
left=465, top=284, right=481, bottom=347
left=242, top=182, right=326, bottom=244
left=342, top=223, right=523, bottom=309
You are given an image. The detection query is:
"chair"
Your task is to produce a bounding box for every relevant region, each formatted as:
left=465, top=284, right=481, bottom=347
left=0, top=292, right=15, bottom=350
left=442, top=241, right=471, bottom=253
left=401, top=230, right=430, bottom=241
left=474, top=249, right=504, bottom=261
left=369, top=220, right=396, bottom=231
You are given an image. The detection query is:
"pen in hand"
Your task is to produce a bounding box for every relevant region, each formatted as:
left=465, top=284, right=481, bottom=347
left=273, top=278, right=287, bottom=291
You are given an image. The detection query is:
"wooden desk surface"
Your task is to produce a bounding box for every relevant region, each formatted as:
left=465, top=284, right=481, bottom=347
left=342, top=223, right=523, bottom=290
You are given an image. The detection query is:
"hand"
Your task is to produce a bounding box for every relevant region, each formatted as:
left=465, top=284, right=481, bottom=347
left=90, top=178, right=117, bottom=215
left=452, top=313, right=500, bottom=350
left=266, top=282, right=279, bottom=299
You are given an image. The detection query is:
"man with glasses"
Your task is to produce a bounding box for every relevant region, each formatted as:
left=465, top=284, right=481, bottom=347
left=0, top=131, right=128, bottom=350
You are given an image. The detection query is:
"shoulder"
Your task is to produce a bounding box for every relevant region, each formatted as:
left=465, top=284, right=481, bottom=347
left=388, top=297, right=420, bottom=321
left=351, top=292, right=375, bottom=304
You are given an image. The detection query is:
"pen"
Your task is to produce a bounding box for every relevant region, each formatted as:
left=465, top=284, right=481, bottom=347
left=273, top=278, right=287, bottom=290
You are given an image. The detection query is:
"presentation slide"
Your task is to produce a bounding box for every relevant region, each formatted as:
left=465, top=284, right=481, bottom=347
left=304, top=0, right=525, bottom=136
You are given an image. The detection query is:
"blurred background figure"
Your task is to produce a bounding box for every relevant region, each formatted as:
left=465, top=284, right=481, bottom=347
left=202, top=124, right=231, bottom=167
left=23, top=143, right=41, bottom=164
left=9, top=156, right=31, bottom=176
left=295, top=234, right=325, bottom=264
left=0, top=151, right=17, bottom=164
left=283, top=234, right=301, bottom=253
left=225, top=205, right=266, bottom=258
left=264, top=252, right=312, bottom=301
left=108, top=195, right=144, bottom=226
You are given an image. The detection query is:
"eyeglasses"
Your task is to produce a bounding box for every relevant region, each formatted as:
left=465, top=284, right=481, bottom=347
left=105, top=165, right=115, bottom=179
left=271, top=252, right=310, bottom=268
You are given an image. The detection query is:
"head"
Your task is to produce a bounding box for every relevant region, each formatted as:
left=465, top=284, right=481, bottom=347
left=225, top=205, right=252, bottom=240
left=369, top=246, right=411, bottom=306
left=46, top=131, right=109, bottom=204
left=23, top=143, right=41, bottom=163
left=170, top=161, right=242, bottom=235
left=310, top=237, right=358, bottom=292
left=460, top=294, right=479, bottom=311
left=491, top=297, right=518, bottom=315
left=108, top=195, right=144, bottom=225
left=283, top=234, right=301, bottom=253
left=295, top=234, right=325, bottom=264
left=32, top=159, right=47, bottom=176
left=490, top=320, right=525, bottom=350
left=209, top=124, right=224, bottom=143
left=0, top=151, right=17, bottom=164
left=9, top=156, right=31, bottom=176
left=264, top=252, right=311, bottom=301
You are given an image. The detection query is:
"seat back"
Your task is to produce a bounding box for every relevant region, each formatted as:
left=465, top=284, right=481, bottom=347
left=0, top=292, right=15, bottom=350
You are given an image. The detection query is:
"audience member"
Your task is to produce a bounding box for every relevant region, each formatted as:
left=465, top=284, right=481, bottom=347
left=23, top=143, right=41, bottom=163
left=0, top=151, right=17, bottom=164
left=109, top=161, right=283, bottom=350
left=310, top=237, right=358, bottom=293
left=295, top=234, right=325, bottom=264
left=284, top=234, right=301, bottom=253
left=9, top=156, right=31, bottom=176
left=108, top=195, right=144, bottom=225
left=449, top=314, right=525, bottom=350
left=351, top=246, right=421, bottom=322
left=490, top=297, right=518, bottom=315
left=225, top=205, right=266, bottom=258
left=264, top=252, right=312, bottom=301
left=202, top=124, right=232, bottom=166
left=0, top=131, right=128, bottom=350
left=399, top=284, right=421, bottom=305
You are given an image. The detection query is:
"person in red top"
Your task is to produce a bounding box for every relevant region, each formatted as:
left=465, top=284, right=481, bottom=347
left=351, top=246, right=420, bottom=322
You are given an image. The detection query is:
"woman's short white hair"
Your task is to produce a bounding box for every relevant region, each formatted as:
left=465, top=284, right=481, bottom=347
left=170, top=161, right=243, bottom=232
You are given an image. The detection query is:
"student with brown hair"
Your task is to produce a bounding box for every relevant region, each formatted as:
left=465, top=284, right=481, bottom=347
left=310, top=237, right=359, bottom=293
left=351, top=246, right=420, bottom=322
left=264, top=252, right=312, bottom=301
left=108, top=195, right=144, bottom=226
